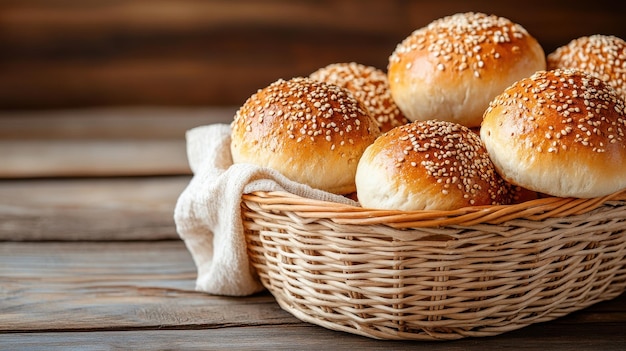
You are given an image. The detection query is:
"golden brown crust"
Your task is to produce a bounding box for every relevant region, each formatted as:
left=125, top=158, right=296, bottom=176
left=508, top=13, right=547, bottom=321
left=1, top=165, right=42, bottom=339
left=481, top=69, right=626, bottom=198
left=310, top=62, right=409, bottom=133
left=356, top=119, right=510, bottom=211
left=388, top=12, right=546, bottom=128
left=230, top=77, right=381, bottom=194
left=547, top=35, right=626, bottom=102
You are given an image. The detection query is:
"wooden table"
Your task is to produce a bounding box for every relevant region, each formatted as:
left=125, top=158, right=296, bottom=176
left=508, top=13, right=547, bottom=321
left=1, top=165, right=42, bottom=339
left=1, top=109, right=625, bottom=350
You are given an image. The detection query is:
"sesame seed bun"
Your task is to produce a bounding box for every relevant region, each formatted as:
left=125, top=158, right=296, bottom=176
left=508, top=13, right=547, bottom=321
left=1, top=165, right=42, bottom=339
left=230, top=77, right=381, bottom=195
left=388, top=12, right=546, bottom=128
left=355, top=119, right=510, bottom=211
left=481, top=69, right=626, bottom=198
left=309, top=62, right=409, bottom=132
left=547, top=35, right=626, bottom=102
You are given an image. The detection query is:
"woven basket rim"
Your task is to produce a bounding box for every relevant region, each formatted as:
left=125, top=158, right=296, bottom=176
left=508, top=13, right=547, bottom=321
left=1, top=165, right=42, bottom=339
left=242, top=188, right=626, bottom=229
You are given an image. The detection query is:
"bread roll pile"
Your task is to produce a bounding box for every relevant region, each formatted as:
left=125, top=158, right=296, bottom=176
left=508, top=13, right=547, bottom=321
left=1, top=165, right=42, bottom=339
left=230, top=11, right=626, bottom=211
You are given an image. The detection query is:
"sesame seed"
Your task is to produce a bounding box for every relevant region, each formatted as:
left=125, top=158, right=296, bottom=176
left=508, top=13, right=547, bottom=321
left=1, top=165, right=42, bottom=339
left=388, top=119, right=508, bottom=205
left=547, top=35, right=626, bottom=101
left=390, top=12, right=533, bottom=81
left=489, top=68, right=626, bottom=155
left=231, top=77, right=380, bottom=154
left=309, top=62, right=408, bottom=132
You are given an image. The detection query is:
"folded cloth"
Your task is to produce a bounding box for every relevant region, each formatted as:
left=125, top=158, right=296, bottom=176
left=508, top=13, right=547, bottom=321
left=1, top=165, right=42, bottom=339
left=174, top=124, right=359, bottom=296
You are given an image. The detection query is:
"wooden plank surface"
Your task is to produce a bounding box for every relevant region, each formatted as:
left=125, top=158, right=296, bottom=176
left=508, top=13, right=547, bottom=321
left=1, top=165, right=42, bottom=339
left=0, top=139, right=191, bottom=178
left=0, top=107, right=234, bottom=178
left=0, top=241, right=294, bottom=332
left=1, top=0, right=624, bottom=109
left=0, top=176, right=189, bottom=241
left=2, top=103, right=626, bottom=349
left=0, top=107, right=235, bottom=140
left=0, top=240, right=625, bottom=350
left=3, top=321, right=626, bottom=351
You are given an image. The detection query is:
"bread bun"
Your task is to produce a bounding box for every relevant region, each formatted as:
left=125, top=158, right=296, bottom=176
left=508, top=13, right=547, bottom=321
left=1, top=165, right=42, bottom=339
left=547, top=35, right=626, bottom=101
left=356, top=119, right=510, bottom=211
left=230, top=77, right=381, bottom=194
left=481, top=69, right=626, bottom=198
left=310, top=62, right=409, bottom=132
left=388, top=12, right=546, bottom=128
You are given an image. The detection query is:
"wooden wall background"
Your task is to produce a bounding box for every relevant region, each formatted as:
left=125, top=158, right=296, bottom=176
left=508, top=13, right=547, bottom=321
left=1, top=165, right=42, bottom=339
left=2, top=0, right=626, bottom=110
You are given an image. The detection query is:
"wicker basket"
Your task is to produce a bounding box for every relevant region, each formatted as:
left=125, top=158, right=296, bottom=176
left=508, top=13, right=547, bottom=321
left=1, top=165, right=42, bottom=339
left=241, top=189, right=626, bottom=340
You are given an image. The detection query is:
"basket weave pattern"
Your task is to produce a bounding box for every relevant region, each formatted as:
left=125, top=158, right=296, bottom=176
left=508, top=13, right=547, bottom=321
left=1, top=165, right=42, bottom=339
left=242, top=190, right=626, bottom=340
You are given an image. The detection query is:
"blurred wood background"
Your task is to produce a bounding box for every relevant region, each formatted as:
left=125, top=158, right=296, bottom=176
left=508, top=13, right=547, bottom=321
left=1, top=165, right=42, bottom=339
left=2, top=0, right=626, bottom=110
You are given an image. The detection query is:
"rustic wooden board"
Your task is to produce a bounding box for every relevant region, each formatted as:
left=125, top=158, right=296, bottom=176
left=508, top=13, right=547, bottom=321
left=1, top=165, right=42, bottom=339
left=1, top=0, right=624, bottom=109
left=1, top=240, right=625, bottom=350
left=0, top=241, right=296, bottom=332
left=0, top=107, right=234, bottom=178
left=0, top=139, right=191, bottom=178
left=0, top=176, right=189, bottom=240
left=2, top=321, right=626, bottom=351
left=0, top=107, right=235, bottom=140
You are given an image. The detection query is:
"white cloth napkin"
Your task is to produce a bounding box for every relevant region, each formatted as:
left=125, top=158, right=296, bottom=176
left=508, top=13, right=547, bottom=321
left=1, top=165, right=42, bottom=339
left=174, top=123, right=358, bottom=296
